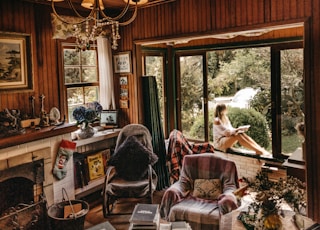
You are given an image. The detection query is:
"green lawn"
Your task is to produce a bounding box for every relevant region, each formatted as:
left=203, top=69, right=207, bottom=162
left=282, top=133, right=304, bottom=155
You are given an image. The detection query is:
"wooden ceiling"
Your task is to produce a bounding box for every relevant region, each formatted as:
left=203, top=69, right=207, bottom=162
left=25, top=0, right=173, bottom=9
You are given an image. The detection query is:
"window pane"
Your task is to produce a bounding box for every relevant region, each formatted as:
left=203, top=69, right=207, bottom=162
left=179, top=55, right=204, bottom=140
left=64, top=67, right=81, bottom=84
left=209, top=48, right=271, bottom=152
left=67, top=87, right=84, bottom=122
left=67, top=87, right=84, bottom=105
left=81, top=50, right=97, bottom=66
left=281, top=49, right=304, bottom=155
left=84, top=86, right=99, bottom=103
left=64, top=49, right=80, bottom=65
left=82, top=67, right=98, bottom=82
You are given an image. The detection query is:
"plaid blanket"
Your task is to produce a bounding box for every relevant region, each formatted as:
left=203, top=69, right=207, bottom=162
left=160, top=153, right=239, bottom=224
left=167, top=129, right=214, bottom=183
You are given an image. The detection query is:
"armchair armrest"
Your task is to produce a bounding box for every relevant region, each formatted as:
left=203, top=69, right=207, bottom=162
left=160, top=181, right=190, bottom=220
left=218, top=190, right=238, bottom=214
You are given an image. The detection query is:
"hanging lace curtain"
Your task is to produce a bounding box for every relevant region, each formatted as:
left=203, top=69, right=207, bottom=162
left=97, top=37, right=115, bottom=110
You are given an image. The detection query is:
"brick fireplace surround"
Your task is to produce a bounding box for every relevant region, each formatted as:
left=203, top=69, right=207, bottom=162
left=0, top=133, right=75, bottom=207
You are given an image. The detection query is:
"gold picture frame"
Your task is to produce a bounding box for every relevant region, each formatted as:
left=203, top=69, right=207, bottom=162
left=0, top=32, right=33, bottom=92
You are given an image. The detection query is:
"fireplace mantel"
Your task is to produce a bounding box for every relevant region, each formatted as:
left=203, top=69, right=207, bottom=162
left=0, top=123, right=77, bottom=149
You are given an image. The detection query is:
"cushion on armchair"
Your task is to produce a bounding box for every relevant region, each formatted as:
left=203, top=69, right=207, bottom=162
left=109, top=135, right=158, bottom=181
left=192, top=179, right=222, bottom=200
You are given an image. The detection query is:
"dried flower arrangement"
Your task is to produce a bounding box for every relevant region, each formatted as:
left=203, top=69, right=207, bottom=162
left=238, top=171, right=306, bottom=230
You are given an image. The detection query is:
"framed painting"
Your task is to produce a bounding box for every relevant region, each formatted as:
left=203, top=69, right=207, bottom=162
left=113, top=51, right=131, bottom=74
left=100, top=110, right=118, bottom=126
left=0, top=32, right=33, bottom=92
left=119, top=76, right=128, bottom=85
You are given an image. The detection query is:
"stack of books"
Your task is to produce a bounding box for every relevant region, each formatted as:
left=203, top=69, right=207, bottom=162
left=159, top=221, right=192, bottom=230
left=129, top=203, right=160, bottom=230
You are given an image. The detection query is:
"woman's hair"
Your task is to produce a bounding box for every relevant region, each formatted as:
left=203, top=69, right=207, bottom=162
left=214, top=104, right=227, bottom=119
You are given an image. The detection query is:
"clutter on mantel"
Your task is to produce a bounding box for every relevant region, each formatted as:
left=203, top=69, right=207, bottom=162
left=0, top=123, right=78, bottom=149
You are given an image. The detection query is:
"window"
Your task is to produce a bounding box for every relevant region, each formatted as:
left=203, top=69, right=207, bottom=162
left=177, top=54, right=206, bottom=140
left=62, top=44, right=99, bottom=122
left=173, top=42, right=303, bottom=158
left=176, top=43, right=304, bottom=158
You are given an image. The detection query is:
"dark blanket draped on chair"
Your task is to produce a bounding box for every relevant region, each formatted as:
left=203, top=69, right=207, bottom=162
left=142, top=76, right=170, bottom=190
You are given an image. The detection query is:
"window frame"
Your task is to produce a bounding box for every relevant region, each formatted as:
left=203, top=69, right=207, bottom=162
left=142, top=37, right=304, bottom=160
left=59, top=42, right=99, bottom=123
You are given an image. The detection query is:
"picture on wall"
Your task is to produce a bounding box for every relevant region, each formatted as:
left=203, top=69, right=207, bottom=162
left=119, top=99, right=129, bottom=109
left=120, top=76, right=128, bottom=85
left=113, top=51, right=131, bottom=74
left=120, top=88, right=128, bottom=99
left=0, top=33, right=33, bottom=91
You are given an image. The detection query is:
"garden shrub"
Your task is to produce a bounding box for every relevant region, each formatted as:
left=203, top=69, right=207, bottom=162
left=227, top=107, right=270, bottom=149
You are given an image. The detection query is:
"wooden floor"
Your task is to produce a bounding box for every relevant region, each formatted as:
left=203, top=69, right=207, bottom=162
left=83, top=190, right=165, bottom=230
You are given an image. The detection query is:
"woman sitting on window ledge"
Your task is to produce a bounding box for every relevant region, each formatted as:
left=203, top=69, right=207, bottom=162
left=213, top=104, right=270, bottom=156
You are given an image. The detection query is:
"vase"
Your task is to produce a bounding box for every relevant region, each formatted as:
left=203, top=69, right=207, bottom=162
left=77, top=124, right=95, bottom=139
left=262, top=213, right=282, bottom=230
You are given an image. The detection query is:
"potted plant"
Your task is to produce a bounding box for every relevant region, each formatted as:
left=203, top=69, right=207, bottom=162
left=72, top=101, right=102, bottom=139
left=238, top=171, right=306, bottom=230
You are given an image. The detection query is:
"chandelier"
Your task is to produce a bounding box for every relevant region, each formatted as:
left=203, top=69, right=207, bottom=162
left=50, top=0, right=147, bottom=50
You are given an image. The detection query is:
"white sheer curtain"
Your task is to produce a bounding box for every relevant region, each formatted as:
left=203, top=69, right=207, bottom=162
left=97, top=36, right=116, bottom=110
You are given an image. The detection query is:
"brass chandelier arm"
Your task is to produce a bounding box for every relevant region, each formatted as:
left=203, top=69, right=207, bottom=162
left=99, top=0, right=131, bottom=22
left=118, top=4, right=138, bottom=26
left=51, top=0, right=95, bottom=24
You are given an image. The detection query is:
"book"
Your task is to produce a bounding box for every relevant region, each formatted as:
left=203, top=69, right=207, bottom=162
left=238, top=125, right=250, bottom=130
left=87, top=152, right=105, bottom=180
left=129, top=204, right=159, bottom=226
left=129, top=223, right=158, bottom=230
left=171, top=221, right=192, bottom=230
left=236, top=125, right=250, bottom=134
left=73, top=153, right=88, bottom=188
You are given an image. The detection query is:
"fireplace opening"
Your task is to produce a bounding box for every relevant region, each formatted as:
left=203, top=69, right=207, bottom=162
left=0, top=177, right=34, bottom=214
left=0, top=159, right=47, bottom=229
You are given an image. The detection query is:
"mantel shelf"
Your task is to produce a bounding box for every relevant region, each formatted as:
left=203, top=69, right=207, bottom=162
left=0, top=123, right=78, bottom=149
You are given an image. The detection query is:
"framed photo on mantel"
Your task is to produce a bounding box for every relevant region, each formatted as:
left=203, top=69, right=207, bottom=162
left=113, top=51, right=131, bottom=74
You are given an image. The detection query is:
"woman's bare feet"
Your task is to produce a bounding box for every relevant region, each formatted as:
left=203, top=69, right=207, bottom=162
left=256, top=149, right=272, bottom=157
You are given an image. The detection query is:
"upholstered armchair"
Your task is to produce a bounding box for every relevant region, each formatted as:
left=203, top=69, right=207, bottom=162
left=160, top=153, right=239, bottom=230
left=102, top=124, right=158, bottom=217
left=166, top=129, right=214, bottom=184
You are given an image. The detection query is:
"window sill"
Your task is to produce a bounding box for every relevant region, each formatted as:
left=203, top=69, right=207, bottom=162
left=216, top=148, right=284, bottom=164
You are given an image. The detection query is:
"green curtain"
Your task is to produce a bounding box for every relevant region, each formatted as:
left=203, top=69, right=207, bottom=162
left=142, top=76, right=170, bottom=190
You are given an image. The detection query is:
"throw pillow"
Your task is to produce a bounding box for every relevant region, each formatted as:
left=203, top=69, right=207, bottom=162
left=193, top=179, right=222, bottom=200
left=51, top=13, right=82, bottom=39
left=109, top=135, right=158, bottom=181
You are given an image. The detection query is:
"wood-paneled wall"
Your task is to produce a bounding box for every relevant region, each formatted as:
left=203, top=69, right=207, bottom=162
left=0, top=1, right=59, bottom=117
left=0, top=0, right=319, bottom=222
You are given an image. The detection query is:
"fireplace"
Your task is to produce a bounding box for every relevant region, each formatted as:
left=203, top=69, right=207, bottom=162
left=0, top=133, right=78, bottom=229
left=0, top=159, right=47, bottom=229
